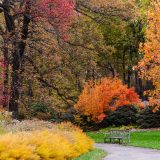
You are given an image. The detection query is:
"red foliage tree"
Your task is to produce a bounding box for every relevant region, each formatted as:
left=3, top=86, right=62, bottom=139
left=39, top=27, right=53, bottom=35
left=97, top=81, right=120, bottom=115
left=36, top=0, right=74, bottom=37
left=0, top=0, right=74, bottom=117
left=74, top=77, right=141, bottom=122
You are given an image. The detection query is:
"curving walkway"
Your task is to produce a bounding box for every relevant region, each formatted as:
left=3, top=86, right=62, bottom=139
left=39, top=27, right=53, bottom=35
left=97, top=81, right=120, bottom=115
left=96, top=143, right=160, bottom=160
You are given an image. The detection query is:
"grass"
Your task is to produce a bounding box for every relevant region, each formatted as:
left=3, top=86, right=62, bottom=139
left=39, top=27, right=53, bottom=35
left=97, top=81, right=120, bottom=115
left=87, top=131, right=105, bottom=143
left=75, top=149, right=107, bottom=160
left=130, top=131, right=160, bottom=149
left=87, top=130, right=160, bottom=150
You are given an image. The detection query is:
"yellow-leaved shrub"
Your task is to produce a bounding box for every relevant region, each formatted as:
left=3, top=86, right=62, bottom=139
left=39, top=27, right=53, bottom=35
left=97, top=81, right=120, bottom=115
left=0, top=122, right=94, bottom=160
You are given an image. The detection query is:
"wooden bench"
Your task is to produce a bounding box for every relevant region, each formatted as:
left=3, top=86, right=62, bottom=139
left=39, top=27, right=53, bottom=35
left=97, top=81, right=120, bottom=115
left=104, top=130, right=130, bottom=144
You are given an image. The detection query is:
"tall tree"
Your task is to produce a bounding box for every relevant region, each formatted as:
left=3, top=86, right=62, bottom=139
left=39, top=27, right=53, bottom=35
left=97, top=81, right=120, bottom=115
left=138, top=1, right=160, bottom=110
left=0, top=0, right=74, bottom=117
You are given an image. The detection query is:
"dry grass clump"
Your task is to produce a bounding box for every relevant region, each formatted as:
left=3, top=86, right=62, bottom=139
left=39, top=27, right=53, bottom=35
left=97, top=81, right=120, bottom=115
left=5, top=119, right=56, bottom=132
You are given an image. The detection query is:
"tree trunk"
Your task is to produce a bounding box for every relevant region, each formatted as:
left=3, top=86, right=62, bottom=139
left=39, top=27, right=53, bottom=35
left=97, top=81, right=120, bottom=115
left=127, top=66, right=132, bottom=88
left=9, top=14, right=30, bottom=118
left=108, top=63, right=116, bottom=78
left=1, top=2, right=31, bottom=118
left=9, top=58, right=19, bottom=118
left=2, top=40, right=9, bottom=109
left=135, top=71, right=143, bottom=99
left=27, top=79, right=33, bottom=110
left=122, top=53, right=126, bottom=84
left=138, top=77, right=143, bottom=99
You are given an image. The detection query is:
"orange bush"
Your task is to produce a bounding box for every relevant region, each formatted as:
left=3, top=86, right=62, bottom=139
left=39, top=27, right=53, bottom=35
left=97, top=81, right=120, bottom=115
left=74, top=77, right=141, bottom=122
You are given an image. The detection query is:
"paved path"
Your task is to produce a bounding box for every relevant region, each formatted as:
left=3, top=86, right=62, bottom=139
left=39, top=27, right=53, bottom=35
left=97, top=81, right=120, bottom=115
left=96, top=143, right=160, bottom=160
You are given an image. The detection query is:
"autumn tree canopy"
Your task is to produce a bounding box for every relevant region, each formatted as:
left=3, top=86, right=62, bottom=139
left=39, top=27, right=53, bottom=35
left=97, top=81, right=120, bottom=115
left=0, top=0, right=150, bottom=120
left=0, top=0, right=74, bottom=117
left=137, top=1, right=160, bottom=111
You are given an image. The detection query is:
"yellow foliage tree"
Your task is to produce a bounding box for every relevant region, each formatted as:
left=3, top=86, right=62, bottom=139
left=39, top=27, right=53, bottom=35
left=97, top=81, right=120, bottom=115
left=137, top=1, right=160, bottom=110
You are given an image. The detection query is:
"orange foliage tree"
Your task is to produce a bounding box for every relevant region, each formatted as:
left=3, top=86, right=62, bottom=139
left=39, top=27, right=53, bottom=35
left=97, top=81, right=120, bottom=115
left=74, top=77, right=141, bottom=122
left=137, top=1, right=160, bottom=110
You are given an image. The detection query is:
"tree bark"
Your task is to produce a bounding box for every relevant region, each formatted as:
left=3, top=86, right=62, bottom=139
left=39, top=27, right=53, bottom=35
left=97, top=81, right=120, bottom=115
left=2, top=2, right=31, bottom=118
left=135, top=71, right=143, bottom=99
left=127, top=66, right=132, bottom=88
left=3, top=41, right=9, bottom=109
left=9, top=55, right=20, bottom=118
left=122, top=53, right=126, bottom=84
left=9, top=16, right=31, bottom=118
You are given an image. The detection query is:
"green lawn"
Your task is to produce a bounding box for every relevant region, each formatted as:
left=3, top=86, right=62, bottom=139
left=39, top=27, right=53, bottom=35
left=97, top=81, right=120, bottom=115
left=75, top=149, right=107, bottom=160
left=87, top=130, right=160, bottom=150
left=87, top=131, right=105, bottom=143
left=130, top=131, right=160, bottom=149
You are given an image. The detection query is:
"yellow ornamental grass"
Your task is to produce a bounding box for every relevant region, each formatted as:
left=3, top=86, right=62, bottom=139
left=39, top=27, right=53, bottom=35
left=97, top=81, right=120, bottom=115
left=70, top=130, right=94, bottom=157
left=0, top=128, right=94, bottom=160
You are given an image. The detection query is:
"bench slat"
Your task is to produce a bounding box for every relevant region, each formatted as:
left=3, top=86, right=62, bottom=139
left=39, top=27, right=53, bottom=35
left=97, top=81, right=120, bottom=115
left=104, top=129, right=130, bottom=144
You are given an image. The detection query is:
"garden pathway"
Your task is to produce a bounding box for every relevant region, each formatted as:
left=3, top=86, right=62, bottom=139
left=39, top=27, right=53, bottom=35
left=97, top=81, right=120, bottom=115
left=96, top=143, right=160, bottom=160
